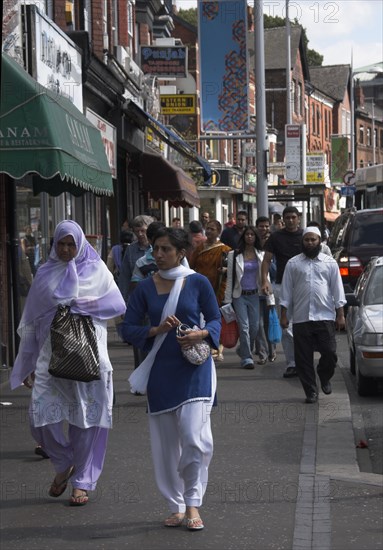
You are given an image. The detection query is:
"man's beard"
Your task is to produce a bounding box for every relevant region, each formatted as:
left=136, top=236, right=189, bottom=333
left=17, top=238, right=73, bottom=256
left=302, top=243, right=321, bottom=258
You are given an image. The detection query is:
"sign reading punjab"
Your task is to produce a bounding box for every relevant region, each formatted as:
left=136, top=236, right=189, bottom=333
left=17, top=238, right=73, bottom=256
left=140, top=46, right=187, bottom=78
left=160, top=95, right=196, bottom=115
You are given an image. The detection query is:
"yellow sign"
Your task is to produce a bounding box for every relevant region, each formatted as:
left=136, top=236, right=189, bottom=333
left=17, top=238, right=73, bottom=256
left=306, top=172, right=325, bottom=183
left=160, top=94, right=196, bottom=115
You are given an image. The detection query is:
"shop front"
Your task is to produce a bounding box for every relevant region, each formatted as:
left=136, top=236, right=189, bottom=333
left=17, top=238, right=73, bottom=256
left=0, top=53, right=113, bottom=366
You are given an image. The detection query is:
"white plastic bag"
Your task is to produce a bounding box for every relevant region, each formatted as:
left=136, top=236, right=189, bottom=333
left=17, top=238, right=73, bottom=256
left=220, top=303, right=237, bottom=323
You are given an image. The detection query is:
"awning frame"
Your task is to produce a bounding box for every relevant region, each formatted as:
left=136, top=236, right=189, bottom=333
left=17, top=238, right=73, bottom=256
left=141, top=152, right=200, bottom=208
left=125, top=100, right=211, bottom=183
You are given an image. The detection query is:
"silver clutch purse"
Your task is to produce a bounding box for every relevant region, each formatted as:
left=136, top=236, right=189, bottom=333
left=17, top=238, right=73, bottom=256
left=176, top=324, right=211, bottom=366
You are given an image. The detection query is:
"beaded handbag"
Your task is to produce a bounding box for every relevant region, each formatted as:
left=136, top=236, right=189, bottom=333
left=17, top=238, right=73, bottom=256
left=176, top=324, right=211, bottom=366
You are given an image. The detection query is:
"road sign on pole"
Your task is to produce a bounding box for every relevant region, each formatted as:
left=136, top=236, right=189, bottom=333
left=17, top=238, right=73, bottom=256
left=343, top=171, right=356, bottom=186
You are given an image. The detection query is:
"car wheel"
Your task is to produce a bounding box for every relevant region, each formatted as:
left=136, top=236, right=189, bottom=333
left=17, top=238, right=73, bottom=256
left=355, top=358, right=373, bottom=396
left=349, top=346, right=356, bottom=375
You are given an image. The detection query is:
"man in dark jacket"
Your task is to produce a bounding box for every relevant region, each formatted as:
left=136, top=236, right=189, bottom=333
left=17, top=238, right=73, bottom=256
left=220, top=210, right=248, bottom=249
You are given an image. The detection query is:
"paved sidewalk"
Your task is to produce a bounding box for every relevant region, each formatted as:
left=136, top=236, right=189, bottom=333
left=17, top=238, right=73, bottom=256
left=0, top=328, right=382, bottom=549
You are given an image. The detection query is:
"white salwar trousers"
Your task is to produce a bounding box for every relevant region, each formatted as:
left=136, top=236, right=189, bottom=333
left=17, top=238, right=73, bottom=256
left=148, top=363, right=217, bottom=513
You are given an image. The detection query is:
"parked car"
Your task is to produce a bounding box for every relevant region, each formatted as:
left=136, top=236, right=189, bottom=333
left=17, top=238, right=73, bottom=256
left=328, top=208, right=383, bottom=293
left=346, top=256, right=383, bottom=396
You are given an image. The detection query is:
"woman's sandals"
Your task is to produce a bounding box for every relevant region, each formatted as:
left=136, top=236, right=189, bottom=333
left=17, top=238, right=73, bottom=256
left=186, top=516, right=204, bottom=531
left=164, top=513, right=185, bottom=527
left=70, top=489, right=88, bottom=506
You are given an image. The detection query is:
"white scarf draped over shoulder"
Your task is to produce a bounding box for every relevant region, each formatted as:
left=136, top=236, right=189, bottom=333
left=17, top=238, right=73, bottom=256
left=128, top=265, right=195, bottom=394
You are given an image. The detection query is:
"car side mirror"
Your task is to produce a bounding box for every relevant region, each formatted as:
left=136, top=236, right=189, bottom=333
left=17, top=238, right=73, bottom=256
left=346, top=293, right=359, bottom=307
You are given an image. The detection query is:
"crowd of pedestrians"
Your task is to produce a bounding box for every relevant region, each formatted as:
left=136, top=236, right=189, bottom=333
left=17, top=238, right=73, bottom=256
left=10, top=208, right=345, bottom=530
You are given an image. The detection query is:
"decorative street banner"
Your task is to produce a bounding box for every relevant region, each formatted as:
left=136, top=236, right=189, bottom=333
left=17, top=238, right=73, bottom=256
left=198, top=0, right=249, bottom=133
left=331, top=136, right=349, bottom=183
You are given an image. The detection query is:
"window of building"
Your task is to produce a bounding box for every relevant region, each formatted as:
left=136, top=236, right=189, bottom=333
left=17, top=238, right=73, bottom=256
left=312, top=105, right=316, bottom=134
left=366, top=127, right=371, bottom=147
left=341, top=108, right=347, bottom=135
left=374, top=128, right=378, bottom=149
left=297, top=82, right=302, bottom=116
left=316, top=107, right=321, bottom=137
left=84, top=0, right=91, bottom=33
left=324, top=110, right=329, bottom=140
left=128, top=1, right=134, bottom=37
left=346, top=112, right=351, bottom=136
left=359, top=125, right=364, bottom=144
left=206, top=140, right=219, bottom=161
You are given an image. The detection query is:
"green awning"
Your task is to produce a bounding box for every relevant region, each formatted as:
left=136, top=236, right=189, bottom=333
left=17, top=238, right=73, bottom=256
left=0, top=53, right=114, bottom=196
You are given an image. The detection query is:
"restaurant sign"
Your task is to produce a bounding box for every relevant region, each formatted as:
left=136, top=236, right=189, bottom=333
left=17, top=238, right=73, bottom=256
left=140, top=46, right=187, bottom=78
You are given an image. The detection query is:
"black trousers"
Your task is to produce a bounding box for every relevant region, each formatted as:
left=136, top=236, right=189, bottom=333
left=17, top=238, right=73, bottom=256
left=293, top=321, right=337, bottom=396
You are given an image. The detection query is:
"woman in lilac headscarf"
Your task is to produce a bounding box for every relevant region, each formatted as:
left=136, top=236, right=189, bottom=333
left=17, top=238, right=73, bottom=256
left=11, top=220, right=126, bottom=506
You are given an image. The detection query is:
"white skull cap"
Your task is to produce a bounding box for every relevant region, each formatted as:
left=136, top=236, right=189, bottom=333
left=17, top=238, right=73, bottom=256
left=303, top=226, right=321, bottom=237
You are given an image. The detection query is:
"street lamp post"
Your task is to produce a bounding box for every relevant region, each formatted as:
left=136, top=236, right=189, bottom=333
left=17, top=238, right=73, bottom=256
left=254, top=0, right=268, bottom=217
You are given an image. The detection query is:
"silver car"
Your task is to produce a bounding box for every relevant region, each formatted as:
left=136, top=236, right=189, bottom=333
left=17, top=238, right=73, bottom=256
left=346, top=256, right=383, bottom=396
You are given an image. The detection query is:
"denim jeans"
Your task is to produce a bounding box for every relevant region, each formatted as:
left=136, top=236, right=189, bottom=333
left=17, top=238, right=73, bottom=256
left=274, top=284, right=295, bottom=368
left=233, top=293, right=260, bottom=367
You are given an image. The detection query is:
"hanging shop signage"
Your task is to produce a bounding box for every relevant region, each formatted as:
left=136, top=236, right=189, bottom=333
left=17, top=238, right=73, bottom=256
left=86, top=109, right=117, bottom=178
left=306, top=153, right=325, bottom=183
left=22, top=4, right=83, bottom=110
left=140, top=46, right=187, bottom=78
left=160, top=95, right=196, bottom=115
left=285, top=124, right=302, bottom=182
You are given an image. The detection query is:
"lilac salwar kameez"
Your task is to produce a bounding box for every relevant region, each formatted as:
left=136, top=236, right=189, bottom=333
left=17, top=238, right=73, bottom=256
left=11, top=221, right=126, bottom=496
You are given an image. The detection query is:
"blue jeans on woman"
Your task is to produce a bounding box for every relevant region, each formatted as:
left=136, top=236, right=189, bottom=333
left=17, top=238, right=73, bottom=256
left=233, top=293, right=260, bottom=367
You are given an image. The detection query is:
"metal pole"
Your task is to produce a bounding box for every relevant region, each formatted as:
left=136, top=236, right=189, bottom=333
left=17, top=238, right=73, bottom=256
left=254, top=0, right=268, bottom=217
left=372, top=100, right=376, bottom=164
left=350, top=58, right=355, bottom=171
left=286, top=0, right=292, bottom=124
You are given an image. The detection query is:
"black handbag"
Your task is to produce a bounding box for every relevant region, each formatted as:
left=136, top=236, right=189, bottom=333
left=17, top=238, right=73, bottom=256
left=48, top=305, right=101, bottom=382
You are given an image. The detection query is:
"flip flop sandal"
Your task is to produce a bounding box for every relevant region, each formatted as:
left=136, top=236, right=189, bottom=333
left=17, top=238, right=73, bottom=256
left=48, top=466, right=74, bottom=497
left=70, top=490, right=88, bottom=506
left=164, top=513, right=185, bottom=527
left=186, top=517, right=204, bottom=531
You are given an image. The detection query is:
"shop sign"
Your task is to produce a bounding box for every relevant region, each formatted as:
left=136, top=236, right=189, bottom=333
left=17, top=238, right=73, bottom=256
left=212, top=170, right=243, bottom=190
left=160, top=95, right=196, bottom=115
left=285, top=124, right=302, bottom=182
left=306, top=153, right=325, bottom=183
left=86, top=109, right=117, bottom=178
left=243, top=142, right=256, bottom=157
left=140, top=46, right=187, bottom=78
left=22, top=4, right=83, bottom=110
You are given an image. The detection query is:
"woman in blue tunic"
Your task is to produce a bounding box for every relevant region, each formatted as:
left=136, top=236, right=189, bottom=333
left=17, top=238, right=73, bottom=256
left=121, top=228, right=221, bottom=531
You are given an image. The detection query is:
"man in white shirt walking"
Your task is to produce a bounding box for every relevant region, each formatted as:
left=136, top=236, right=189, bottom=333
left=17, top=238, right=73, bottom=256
left=279, top=227, right=346, bottom=404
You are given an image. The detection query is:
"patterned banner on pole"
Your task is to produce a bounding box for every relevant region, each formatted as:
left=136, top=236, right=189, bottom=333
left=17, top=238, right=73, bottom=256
left=331, top=136, right=349, bottom=183
left=198, top=0, right=249, bottom=133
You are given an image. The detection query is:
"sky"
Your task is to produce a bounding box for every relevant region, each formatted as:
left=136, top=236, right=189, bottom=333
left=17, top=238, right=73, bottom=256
left=175, top=0, right=383, bottom=70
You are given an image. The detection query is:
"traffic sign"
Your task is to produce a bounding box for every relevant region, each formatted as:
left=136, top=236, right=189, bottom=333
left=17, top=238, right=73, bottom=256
left=343, top=171, right=356, bottom=186
left=340, top=185, right=356, bottom=196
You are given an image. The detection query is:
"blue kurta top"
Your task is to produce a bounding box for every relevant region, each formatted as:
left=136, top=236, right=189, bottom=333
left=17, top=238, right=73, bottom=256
left=121, top=273, right=221, bottom=414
